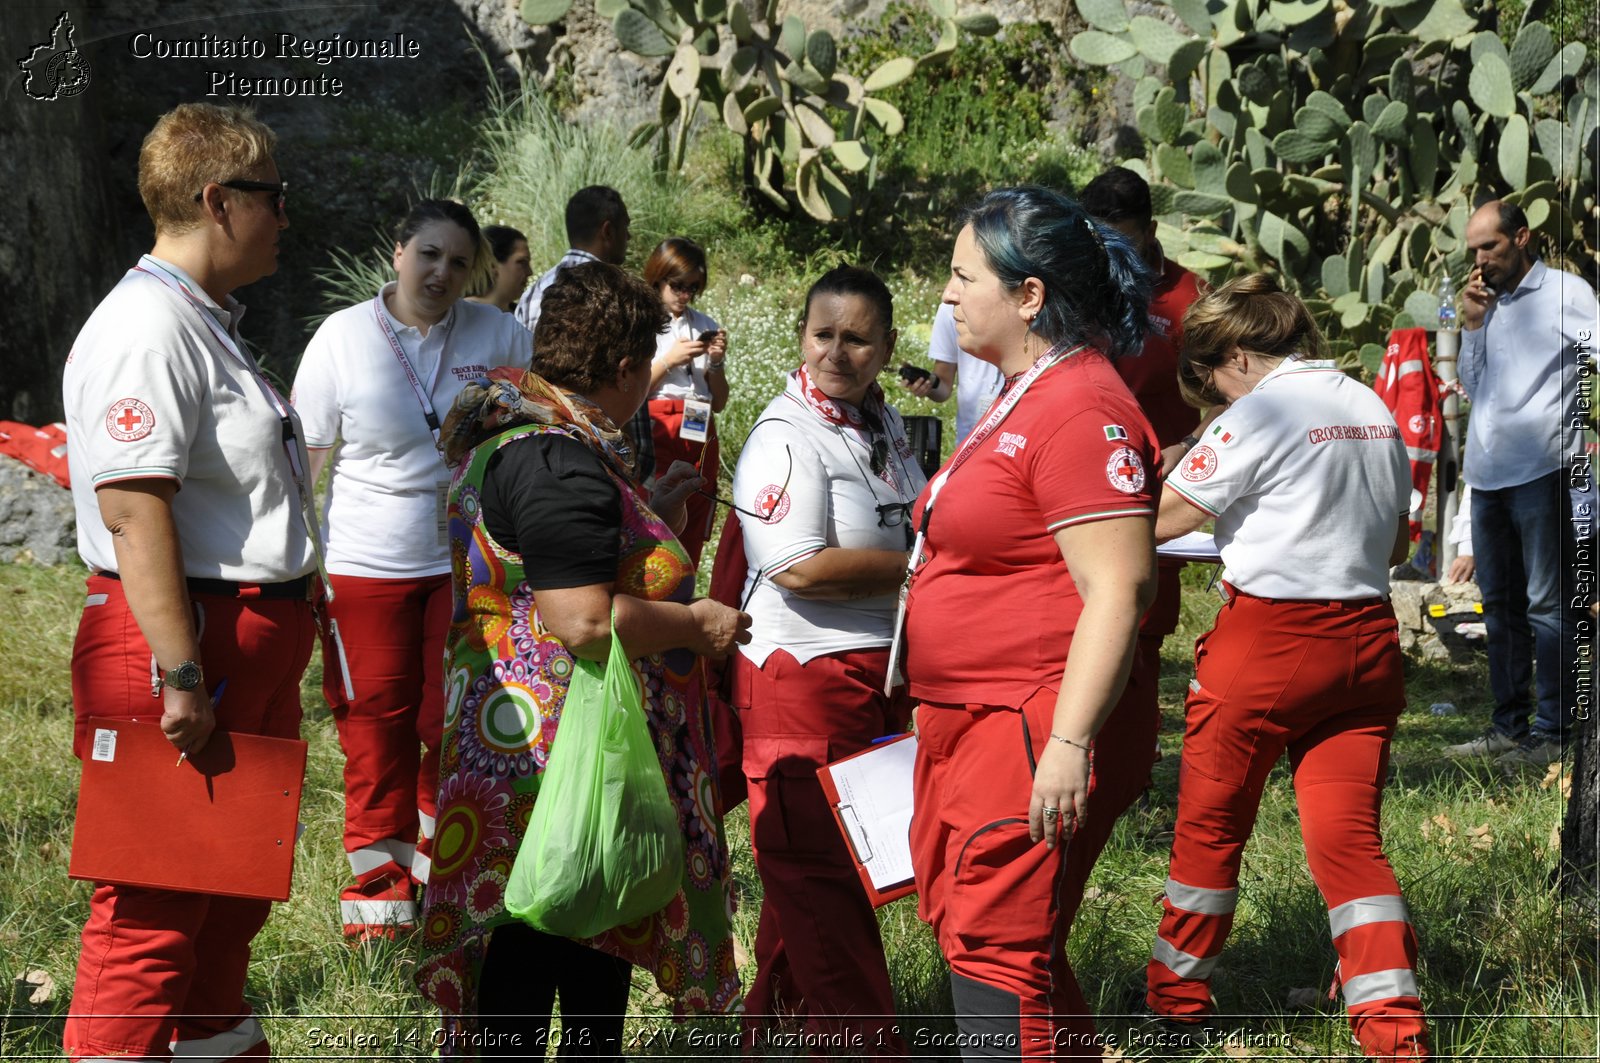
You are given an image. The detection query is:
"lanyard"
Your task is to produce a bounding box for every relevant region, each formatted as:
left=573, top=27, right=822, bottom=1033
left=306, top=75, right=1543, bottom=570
left=135, top=259, right=287, bottom=417
left=372, top=292, right=448, bottom=438
left=882, top=342, right=1081, bottom=693
left=134, top=258, right=334, bottom=599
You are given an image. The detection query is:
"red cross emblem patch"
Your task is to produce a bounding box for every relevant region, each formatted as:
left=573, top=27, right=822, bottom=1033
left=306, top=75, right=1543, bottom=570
left=105, top=398, right=155, bottom=442
left=1104, top=446, right=1146, bottom=494
left=755, top=484, right=791, bottom=524
left=1180, top=444, right=1218, bottom=482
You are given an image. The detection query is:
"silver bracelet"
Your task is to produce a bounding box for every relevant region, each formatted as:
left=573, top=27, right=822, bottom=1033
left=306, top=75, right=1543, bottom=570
left=1049, top=732, right=1093, bottom=754
left=707, top=359, right=726, bottom=371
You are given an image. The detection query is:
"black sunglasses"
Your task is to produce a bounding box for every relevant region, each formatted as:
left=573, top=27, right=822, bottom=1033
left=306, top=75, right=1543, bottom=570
left=876, top=501, right=912, bottom=528
left=195, top=179, right=287, bottom=212
left=877, top=500, right=914, bottom=549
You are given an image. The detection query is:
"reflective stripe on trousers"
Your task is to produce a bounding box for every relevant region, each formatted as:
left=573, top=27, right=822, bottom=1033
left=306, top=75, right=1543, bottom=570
left=170, top=1014, right=267, bottom=1060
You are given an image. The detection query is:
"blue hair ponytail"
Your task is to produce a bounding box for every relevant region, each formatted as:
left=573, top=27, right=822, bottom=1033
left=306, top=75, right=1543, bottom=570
left=963, top=185, right=1152, bottom=359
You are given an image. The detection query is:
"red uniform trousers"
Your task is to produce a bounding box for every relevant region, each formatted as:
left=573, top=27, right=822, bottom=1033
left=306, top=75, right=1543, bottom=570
left=911, top=663, right=1158, bottom=1062
left=732, top=647, right=910, bottom=1056
left=1146, top=592, right=1431, bottom=1059
left=320, top=573, right=450, bottom=936
left=65, top=574, right=313, bottom=1062
left=648, top=396, right=719, bottom=568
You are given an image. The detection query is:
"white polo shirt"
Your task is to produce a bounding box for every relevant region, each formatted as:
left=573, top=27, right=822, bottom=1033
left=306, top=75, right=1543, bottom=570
left=1164, top=359, right=1409, bottom=600
left=928, top=302, right=1004, bottom=443
left=650, top=305, right=722, bottom=402
left=732, top=373, right=928, bottom=665
left=64, top=256, right=315, bottom=582
left=291, top=285, right=532, bottom=578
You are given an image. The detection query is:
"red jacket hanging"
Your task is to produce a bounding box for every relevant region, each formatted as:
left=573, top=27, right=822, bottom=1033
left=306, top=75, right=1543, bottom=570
left=0, top=421, right=70, bottom=488
left=1373, top=329, right=1442, bottom=541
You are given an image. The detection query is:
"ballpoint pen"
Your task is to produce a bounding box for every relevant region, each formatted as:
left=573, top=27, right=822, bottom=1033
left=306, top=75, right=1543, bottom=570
left=177, top=677, right=228, bottom=767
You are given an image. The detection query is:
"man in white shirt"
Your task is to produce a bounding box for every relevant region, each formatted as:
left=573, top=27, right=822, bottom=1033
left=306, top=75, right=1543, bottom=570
left=1444, top=200, right=1597, bottom=769
left=514, top=185, right=654, bottom=475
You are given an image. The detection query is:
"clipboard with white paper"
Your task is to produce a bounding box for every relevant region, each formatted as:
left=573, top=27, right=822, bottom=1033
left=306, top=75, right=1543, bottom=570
left=816, top=733, right=918, bottom=907
left=1157, top=530, right=1221, bottom=563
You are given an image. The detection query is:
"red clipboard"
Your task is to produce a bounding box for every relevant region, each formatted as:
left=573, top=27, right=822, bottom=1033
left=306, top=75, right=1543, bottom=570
left=815, top=733, right=918, bottom=908
left=69, top=718, right=308, bottom=901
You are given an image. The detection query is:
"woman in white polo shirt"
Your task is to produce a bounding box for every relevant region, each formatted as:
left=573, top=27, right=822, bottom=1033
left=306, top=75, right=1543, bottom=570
left=1146, top=274, right=1431, bottom=1058
left=727, top=265, right=925, bottom=1054
left=290, top=199, right=532, bottom=940
left=643, top=236, right=729, bottom=566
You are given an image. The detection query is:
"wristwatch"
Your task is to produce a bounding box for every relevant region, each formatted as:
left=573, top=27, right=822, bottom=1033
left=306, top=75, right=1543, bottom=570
left=158, top=660, right=204, bottom=693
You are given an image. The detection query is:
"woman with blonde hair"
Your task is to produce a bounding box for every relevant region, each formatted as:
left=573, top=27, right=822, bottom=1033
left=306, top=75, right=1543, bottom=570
left=1146, top=273, right=1430, bottom=1058
left=63, top=101, right=311, bottom=1062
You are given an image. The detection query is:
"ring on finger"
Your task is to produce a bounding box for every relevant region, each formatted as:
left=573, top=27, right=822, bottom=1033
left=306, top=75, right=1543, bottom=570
left=1042, top=806, right=1059, bottom=817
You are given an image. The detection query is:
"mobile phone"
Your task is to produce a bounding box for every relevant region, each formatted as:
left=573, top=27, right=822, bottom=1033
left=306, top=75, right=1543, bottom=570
left=898, top=363, right=934, bottom=385
left=699, top=329, right=721, bottom=342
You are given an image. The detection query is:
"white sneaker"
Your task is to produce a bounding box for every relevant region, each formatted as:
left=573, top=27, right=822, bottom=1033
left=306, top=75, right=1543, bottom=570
left=1443, top=730, right=1520, bottom=758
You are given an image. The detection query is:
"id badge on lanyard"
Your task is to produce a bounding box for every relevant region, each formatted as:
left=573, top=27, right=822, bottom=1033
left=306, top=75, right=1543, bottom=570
left=882, top=343, right=1080, bottom=694
left=435, top=481, right=451, bottom=546
left=679, top=397, right=712, bottom=443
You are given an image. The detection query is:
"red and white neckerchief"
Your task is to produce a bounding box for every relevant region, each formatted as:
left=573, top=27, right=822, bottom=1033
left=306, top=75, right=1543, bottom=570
left=372, top=288, right=452, bottom=441
left=794, top=366, right=900, bottom=487
left=883, top=342, right=1084, bottom=693
left=796, top=364, right=887, bottom=430
left=133, top=256, right=334, bottom=599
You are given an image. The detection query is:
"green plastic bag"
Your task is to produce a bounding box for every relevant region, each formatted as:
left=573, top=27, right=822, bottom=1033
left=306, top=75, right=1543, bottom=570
left=506, top=616, right=685, bottom=938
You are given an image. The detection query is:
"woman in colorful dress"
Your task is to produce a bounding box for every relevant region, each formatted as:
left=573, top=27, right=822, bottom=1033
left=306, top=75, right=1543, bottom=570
left=642, top=236, right=729, bottom=566
left=417, top=261, right=751, bottom=1058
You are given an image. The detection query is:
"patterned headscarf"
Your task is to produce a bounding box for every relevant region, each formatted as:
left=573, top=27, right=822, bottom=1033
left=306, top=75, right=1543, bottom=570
left=439, top=367, right=635, bottom=480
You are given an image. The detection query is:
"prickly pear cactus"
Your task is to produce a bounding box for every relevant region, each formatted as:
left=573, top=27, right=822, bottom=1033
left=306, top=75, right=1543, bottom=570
left=522, top=0, right=999, bottom=222
left=1071, top=0, right=1595, bottom=365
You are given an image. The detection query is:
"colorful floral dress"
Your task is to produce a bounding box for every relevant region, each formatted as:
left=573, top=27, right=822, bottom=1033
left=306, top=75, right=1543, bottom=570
left=416, top=421, right=741, bottom=1044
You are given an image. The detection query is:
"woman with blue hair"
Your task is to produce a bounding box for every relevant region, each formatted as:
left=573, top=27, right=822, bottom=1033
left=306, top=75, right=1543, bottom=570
left=903, top=185, right=1160, bottom=1058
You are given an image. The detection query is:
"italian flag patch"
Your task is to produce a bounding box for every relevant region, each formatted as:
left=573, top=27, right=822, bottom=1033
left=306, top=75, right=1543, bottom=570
left=1210, top=424, right=1235, bottom=445
left=1103, top=424, right=1128, bottom=441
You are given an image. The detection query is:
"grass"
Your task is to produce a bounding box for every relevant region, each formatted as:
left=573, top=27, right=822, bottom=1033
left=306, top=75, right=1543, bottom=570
left=3, top=554, right=1595, bottom=1059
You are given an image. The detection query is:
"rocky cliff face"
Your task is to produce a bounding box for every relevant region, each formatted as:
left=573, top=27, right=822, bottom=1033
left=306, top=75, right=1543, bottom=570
left=2, top=0, right=1074, bottom=424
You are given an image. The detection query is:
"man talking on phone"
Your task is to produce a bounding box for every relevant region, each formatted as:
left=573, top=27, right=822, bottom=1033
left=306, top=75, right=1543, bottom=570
left=1443, top=200, right=1597, bottom=770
